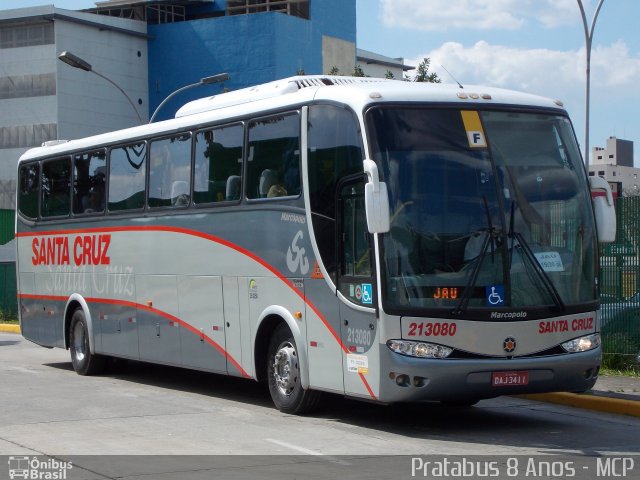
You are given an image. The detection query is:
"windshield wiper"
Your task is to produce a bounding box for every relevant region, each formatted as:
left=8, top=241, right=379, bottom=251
left=510, top=231, right=565, bottom=311
left=507, top=202, right=565, bottom=312
left=452, top=196, right=499, bottom=316
left=452, top=230, right=490, bottom=316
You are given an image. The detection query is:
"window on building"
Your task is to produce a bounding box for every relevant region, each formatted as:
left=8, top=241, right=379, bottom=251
left=149, top=133, right=192, bottom=208
left=194, top=124, right=243, bottom=204
left=41, top=157, right=71, bottom=218
left=108, top=142, right=146, bottom=211
left=0, top=23, right=54, bottom=49
left=0, top=123, right=57, bottom=149
left=73, top=150, right=106, bottom=215
left=609, top=154, right=614, bottom=159
left=612, top=171, right=616, bottom=177
left=0, top=73, right=56, bottom=100
left=588, top=171, right=595, bottom=176
left=597, top=155, right=602, bottom=160
left=598, top=171, right=605, bottom=176
left=18, top=163, right=39, bottom=219
left=227, top=0, right=310, bottom=19
left=247, top=113, right=300, bottom=199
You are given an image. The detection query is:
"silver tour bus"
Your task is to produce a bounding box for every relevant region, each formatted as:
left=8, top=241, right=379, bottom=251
left=16, top=76, right=616, bottom=413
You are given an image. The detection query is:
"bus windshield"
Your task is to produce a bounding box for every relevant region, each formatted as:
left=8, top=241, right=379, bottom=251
left=366, top=106, right=597, bottom=317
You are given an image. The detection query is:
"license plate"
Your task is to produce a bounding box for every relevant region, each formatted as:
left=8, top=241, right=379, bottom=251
left=492, top=371, right=529, bottom=387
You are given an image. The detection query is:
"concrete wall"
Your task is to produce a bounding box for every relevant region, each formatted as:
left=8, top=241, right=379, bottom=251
left=148, top=12, right=323, bottom=121
left=55, top=15, right=148, bottom=139
left=311, top=0, right=356, bottom=43
left=322, top=36, right=355, bottom=76
left=148, top=0, right=356, bottom=121
left=0, top=6, right=148, bottom=208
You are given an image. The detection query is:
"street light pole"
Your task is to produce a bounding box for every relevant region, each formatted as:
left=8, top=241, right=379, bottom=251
left=149, top=73, right=230, bottom=123
left=58, top=50, right=143, bottom=124
left=576, top=0, right=605, bottom=171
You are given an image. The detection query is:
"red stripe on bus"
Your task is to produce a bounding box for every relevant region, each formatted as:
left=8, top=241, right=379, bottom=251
left=18, top=293, right=250, bottom=378
left=17, top=225, right=377, bottom=400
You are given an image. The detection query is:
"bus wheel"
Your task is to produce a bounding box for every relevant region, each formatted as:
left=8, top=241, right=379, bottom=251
left=267, top=323, right=320, bottom=414
left=69, top=308, right=105, bottom=376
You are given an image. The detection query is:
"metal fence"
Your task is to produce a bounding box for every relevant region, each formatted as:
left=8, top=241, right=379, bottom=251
left=0, top=208, right=15, bottom=319
left=599, top=196, right=640, bottom=367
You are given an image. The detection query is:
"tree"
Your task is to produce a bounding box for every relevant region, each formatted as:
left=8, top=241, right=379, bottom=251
left=385, top=70, right=395, bottom=79
left=413, top=57, right=441, bottom=83
left=352, top=64, right=366, bottom=77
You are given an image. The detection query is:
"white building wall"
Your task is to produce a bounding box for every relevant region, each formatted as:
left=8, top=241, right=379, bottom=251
left=56, top=18, right=148, bottom=140
left=358, top=62, right=404, bottom=79
left=589, top=164, right=640, bottom=196
left=0, top=6, right=148, bottom=209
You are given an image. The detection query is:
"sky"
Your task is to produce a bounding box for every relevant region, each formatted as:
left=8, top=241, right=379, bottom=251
left=356, top=0, right=640, bottom=166
left=5, top=0, right=640, bottom=165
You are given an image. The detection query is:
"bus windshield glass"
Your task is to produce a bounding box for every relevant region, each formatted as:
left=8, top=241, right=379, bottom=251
left=366, top=106, right=597, bottom=317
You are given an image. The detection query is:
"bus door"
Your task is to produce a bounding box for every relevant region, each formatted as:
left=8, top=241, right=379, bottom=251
left=337, top=176, right=378, bottom=396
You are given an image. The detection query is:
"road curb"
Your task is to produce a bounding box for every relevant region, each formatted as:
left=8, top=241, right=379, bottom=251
left=0, top=323, right=20, bottom=334
left=519, top=392, right=640, bottom=418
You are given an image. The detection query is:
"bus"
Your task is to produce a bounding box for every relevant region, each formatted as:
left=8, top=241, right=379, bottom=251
left=16, top=76, right=617, bottom=414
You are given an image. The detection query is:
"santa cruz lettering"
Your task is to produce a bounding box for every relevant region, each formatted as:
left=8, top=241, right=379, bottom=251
left=538, top=317, right=594, bottom=334
left=31, top=234, right=111, bottom=266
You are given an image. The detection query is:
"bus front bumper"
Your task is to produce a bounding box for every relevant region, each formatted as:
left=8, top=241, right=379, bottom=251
left=376, top=345, right=601, bottom=404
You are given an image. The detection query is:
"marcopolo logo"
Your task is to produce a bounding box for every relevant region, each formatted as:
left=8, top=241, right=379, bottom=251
left=8, top=456, right=72, bottom=480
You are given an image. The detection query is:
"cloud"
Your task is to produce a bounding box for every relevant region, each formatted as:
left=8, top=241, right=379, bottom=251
left=410, top=40, right=640, bottom=98
left=380, top=0, right=578, bottom=31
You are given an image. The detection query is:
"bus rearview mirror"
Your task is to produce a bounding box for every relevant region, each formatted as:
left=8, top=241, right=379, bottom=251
left=363, top=159, right=390, bottom=234
left=589, top=176, right=616, bottom=243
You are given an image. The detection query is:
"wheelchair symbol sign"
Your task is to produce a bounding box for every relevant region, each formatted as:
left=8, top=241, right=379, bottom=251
left=361, top=284, right=373, bottom=305
left=486, top=285, right=505, bottom=306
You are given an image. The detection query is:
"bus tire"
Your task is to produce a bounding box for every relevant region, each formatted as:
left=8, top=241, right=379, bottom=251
left=69, top=308, right=106, bottom=376
left=267, top=323, right=320, bottom=414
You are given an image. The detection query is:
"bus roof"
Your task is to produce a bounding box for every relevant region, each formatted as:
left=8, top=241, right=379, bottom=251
left=18, top=75, right=565, bottom=163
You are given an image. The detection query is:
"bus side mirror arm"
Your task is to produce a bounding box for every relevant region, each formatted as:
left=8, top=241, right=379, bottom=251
left=589, top=176, right=616, bottom=243
left=363, top=159, right=390, bottom=234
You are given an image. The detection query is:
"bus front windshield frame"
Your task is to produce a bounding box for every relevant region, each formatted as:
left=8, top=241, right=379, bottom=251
left=365, top=105, right=598, bottom=320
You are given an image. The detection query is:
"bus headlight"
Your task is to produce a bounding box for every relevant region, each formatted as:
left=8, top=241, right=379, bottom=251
left=561, top=333, right=601, bottom=353
left=387, top=340, right=453, bottom=359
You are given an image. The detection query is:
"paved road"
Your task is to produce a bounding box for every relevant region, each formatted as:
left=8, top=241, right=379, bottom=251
left=1, top=333, right=639, bottom=478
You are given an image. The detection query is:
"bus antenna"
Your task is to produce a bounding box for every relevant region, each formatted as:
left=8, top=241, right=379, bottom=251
left=440, top=64, right=464, bottom=89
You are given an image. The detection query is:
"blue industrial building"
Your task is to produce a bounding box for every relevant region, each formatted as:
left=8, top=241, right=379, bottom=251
left=91, top=0, right=357, bottom=121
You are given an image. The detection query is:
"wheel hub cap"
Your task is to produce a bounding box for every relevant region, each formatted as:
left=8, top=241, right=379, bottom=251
left=73, top=322, right=86, bottom=362
left=273, top=343, right=298, bottom=396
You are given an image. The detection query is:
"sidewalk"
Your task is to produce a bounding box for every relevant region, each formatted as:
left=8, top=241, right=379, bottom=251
left=1, top=323, right=638, bottom=417
left=0, top=322, right=19, bottom=334
left=522, top=373, right=640, bottom=418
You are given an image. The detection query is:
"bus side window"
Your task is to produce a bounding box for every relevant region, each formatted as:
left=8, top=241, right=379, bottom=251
left=193, top=124, right=243, bottom=204
left=18, top=163, right=39, bottom=219
left=247, top=112, right=300, bottom=199
left=108, top=142, right=146, bottom=212
left=41, top=157, right=71, bottom=218
left=149, top=133, right=192, bottom=208
left=73, top=149, right=106, bottom=215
